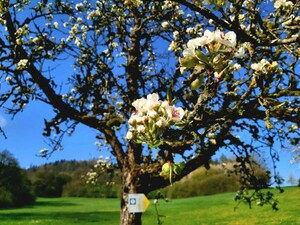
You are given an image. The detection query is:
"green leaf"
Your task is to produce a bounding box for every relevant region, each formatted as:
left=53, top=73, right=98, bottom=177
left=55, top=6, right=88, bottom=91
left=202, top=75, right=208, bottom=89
left=149, top=140, right=163, bottom=148
left=169, top=164, right=173, bottom=185
left=134, top=137, right=144, bottom=144
left=166, top=88, right=173, bottom=103
left=195, top=51, right=210, bottom=64
left=179, top=56, right=199, bottom=69
left=173, top=162, right=184, bottom=175
left=190, top=75, right=204, bottom=90
left=174, top=120, right=188, bottom=128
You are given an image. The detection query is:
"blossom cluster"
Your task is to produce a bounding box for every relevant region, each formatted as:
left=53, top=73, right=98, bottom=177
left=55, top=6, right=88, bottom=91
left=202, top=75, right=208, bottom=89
left=184, top=29, right=238, bottom=52
left=274, top=0, right=293, bottom=9
left=16, top=59, right=29, bottom=70
left=251, top=59, right=279, bottom=74
left=85, top=171, right=97, bottom=184
left=180, top=29, right=246, bottom=86
left=126, top=93, right=185, bottom=147
left=85, top=156, right=114, bottom=185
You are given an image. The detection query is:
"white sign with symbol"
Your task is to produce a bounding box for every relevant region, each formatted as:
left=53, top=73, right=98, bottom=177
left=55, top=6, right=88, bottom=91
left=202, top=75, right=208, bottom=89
left=128, top=193, right=150, bottom=213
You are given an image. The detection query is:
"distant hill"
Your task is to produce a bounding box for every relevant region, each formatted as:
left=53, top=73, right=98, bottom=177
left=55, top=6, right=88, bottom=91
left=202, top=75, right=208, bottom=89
left=26, top=158, right=270, bottom=199
left=26, top=159, right=121, bottom=198
left=152, top=161, right=271, bottom=199
left=160, top=164, right=240, bottom=198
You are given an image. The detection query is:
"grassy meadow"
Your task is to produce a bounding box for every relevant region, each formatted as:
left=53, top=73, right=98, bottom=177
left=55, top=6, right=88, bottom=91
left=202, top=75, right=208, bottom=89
left=0, top=187, right=299, bottom=225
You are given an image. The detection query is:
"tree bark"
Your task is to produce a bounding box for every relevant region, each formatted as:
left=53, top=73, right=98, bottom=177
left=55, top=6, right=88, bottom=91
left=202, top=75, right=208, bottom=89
left=120, top=167, right=143, bottom=225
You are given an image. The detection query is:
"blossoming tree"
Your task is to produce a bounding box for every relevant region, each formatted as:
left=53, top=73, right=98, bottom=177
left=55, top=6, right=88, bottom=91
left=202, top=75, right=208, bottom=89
left=0, top=0, right=299, bottom=224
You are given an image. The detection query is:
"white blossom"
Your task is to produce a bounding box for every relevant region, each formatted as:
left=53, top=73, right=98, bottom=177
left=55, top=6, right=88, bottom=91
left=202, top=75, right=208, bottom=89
left=77, top=17, right=83, bottom=24
left=95, top=141, right=101, bottom=146
left=251, top=59, right=270, bottom=72
left=16, top=59, right=28, bottom=70
left=161, top=21, right=169, bottom=29
left=214, top=71, right=220, bottom=80
left=132, top=97, right=147, bottom=112
left=146, top=93, right=161, bottom=111
left=155, top=117, right=168, bottom=128
left=182, top=37, right=202, bottom=57
left=127, top=93, right=186, bottom=146
left=75, top=3, right=84, bottom=11
left=214, top=30, right=237, bottom=48
left=68, top=96, right=75, bottom=102
left=177, top=10, right=184, bottom=17
left=186, top=27, right=194, bottom=35
left=234, top=47, right=246, bottom=58
left=168, top=41, right=177, bottom=51
left=75, top=37, right=82, bottom=46
left=126, top=131, right=134, bottom=140
left=232, top=63, right=241, bottom=71
left=274, top=0, right=293, bottom=9
left=135, top=115, right=143, bottom=124
left=53, top=22, right=59, bottom=29
left=148, top=110, right=158, bottom=119
left=166, top=105, right=185, bottom=121
left=128, top=117, right=137, bottom=126
left=173, top=30, right=179, bottom=40
left=110, top=41, right=119, bottom=48
left=39, top=148, right=48, bottom=154
left=61, top=94, right=68, bottom=99
left=5, top=76, right=13, bottom=82
left=136, top=125, right=146, bottom=134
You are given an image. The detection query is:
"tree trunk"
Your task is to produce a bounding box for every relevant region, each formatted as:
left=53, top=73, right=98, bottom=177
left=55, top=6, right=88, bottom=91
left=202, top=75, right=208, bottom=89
left=120, top=167, right=143, bottom=225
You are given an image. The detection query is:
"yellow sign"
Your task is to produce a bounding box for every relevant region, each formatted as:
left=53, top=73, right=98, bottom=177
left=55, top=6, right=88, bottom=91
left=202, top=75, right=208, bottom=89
left=143, top=194, right=150, bottom=211
left=128, top=193, right=150, bottom=213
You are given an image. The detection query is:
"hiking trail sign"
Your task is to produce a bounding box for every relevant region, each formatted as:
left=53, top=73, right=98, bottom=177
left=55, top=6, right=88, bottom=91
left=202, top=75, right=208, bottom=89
left=128, top=193, right=150, bottom=213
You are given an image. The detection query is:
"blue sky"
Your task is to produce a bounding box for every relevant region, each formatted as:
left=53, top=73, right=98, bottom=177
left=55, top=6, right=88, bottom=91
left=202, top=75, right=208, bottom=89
left=0, top=101, right=104, bottom=168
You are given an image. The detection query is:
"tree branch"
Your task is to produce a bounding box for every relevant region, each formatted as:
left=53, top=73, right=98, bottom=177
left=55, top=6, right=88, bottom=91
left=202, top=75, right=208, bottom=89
left=3, top=9, right=128, bottom=166
left=168, top=0, right=259, bottom=44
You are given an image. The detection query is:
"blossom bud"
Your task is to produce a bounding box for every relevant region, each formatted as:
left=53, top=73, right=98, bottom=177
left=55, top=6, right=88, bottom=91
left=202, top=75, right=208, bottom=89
left=142, top=115, right=149, bottom=123
left=160, top=162, right=171, bottom=179
left=126, top=131, right=134, bottom=140
left=190, top=77, right=202, bottom=90
left=148, top=110, right=158, bottom=119
left=136, top=116, right=143, bottom=124
left=161, top=21, right=169, bottom=29
left=128, top=117, right=136, bottom=126
left=136, top=125, right=146, bottom=134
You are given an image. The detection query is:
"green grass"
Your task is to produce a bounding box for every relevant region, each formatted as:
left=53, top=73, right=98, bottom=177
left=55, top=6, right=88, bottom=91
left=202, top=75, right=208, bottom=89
left=144, top=187, right=300, bottom=225
left=0, top=198, right=120, bottom=225
left=0, top=187, right=299, bottom=225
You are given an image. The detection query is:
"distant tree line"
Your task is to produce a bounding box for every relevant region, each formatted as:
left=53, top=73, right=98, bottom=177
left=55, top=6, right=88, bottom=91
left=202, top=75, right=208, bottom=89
left=0, top=149, right=285, bottom=208
left=0, top=150, right=122, bottom=208
left=150, top=155, right=272, bottom=199
left=26, top=159, right=122, bottom=198
left=0, top=150, right=35, bottom=208
left=27, top=154, right=272, bottom=200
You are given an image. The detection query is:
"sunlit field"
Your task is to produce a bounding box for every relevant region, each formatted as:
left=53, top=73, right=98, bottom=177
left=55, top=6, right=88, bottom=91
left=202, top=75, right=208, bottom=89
left=0, top=187, right=299, bottom=225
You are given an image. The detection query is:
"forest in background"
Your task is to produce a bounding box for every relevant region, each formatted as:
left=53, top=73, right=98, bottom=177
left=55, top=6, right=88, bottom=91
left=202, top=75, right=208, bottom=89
left=26, top=159, right=121, bottom=198
left=25, top=154, right=272, bottom=199
left=1, top=149, right=298, bottom=208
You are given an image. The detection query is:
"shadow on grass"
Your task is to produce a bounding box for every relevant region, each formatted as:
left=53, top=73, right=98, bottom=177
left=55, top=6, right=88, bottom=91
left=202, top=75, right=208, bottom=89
left=0, top=199, right=79, bottom=211
left=0, top=211, right=120, bottom=223
left=33, top=199, right=79, bottom=207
